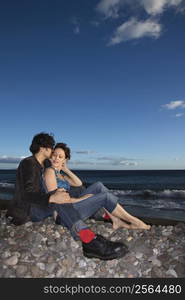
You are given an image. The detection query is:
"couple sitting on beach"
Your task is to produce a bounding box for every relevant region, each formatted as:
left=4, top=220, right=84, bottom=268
left=7, top=132, right=150, bottom=261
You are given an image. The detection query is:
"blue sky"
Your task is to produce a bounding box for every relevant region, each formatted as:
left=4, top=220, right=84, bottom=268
left=0, top=0, right=185, bottom=170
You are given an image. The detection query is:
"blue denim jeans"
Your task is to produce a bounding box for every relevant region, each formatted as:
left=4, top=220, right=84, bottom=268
left=30, top=203, right=88, bottom=240
left=30, top=182, right=118, bottom=239
left=73, top=181, right=118, bottom=220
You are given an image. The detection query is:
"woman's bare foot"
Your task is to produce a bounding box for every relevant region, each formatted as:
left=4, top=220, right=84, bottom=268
left=130, top=222, right=151, bottom=230
left=104, top=209, right=151, bottom=230
left=112, top=218, right=131, bottom=230
left=112, top=214, right=151, bottom=230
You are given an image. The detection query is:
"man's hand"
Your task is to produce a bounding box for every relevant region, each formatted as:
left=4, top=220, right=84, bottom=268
left=49, top=190, right=72, bottom=204
left=70, top=194, right=94, bottom=203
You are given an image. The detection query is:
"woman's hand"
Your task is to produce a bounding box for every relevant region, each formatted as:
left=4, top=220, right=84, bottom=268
left=61, top=159, right=69, bottom=172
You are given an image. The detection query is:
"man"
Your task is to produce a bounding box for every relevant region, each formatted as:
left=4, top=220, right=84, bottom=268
left=7, top=132, right=128, bottom=260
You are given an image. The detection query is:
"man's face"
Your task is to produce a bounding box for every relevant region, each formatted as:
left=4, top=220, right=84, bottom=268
left=44, top=147, right=53, bottom=159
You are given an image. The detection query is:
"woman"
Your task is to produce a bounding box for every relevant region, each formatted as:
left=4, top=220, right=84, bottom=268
left=43, top=143, right=151, bottom=230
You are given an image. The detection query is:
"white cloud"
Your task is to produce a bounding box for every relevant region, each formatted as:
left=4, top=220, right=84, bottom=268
left=96, top=155, right=139, bottom=166
left=74, top=25, right=80, bottom=34
left=69, top=154, right=140, bottom=168
left=96, top=0, right=124, bottom=19
left=140, top=0, right=183, bottom=15
left=108, top=17, right=161, bottom=45
left=96, top=0, right=184, bottom=17
left=69, top=160, right=95, bottom=166
left=162, top=100, right=185, bottom=110
left=0, top=156, right=23, bottom=164
left=71, top=18, right=80, bottom=34
left=120, top=160, right=138, bottom=166
left=74, top=150, right=96, bottom=155
left=96, top=0, right=184, bottom=45
left=175, top=113, right=184, bottom=117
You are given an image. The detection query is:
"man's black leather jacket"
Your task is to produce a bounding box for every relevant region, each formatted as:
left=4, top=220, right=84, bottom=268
left=7, top=156, right=50, bottom=225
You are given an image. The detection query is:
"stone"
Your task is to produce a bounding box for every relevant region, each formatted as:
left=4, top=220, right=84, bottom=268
left=4, top=255, right=18, bottom=266
left=46, top=263, right=57, bottom=274
left=16, top=265, right=28, bottom=277
left=0, top=214, right=185, bottom=279
left=31, top=266, right=42, bottom=278
left=166, top=269, right=178, bottom=278
left=31, top=248, right=43, bottom=258
left=36, top=262, right=45, bottom=271
left=151, top=266, right=164, bottom=278
left=174, top=262, right=185, bottom=277
left=135, top=252, right=143, bottom=259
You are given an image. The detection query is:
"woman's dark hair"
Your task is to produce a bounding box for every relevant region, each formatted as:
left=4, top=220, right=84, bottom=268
left=29, top=132, right=55, bottom=154
left=54, top=143, right=71, bottom=160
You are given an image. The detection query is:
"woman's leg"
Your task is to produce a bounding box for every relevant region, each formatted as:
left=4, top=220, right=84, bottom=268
left=110, top=204, right=151, bottom=229
left=78, top=182, right=112, bottom=219
left=104, top=209, right=133, bottom=230
left=52, top=203, right=89, bottom=240
left=79, top=181, right=109, bottom=196
left=70, top=181, right=109, bottom=203
left=78, top=182, right=149, bottom=229
left=74, top=189, right=150, bottom=230
left=73, top=191, right=118, bottom=221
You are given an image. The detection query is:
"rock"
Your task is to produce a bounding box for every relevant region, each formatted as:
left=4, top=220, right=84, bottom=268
left=54, top=231, right=61, bottom=239
left=0, top=214, right=184, bottom=278
left=85, top=270, right=95, bottom=277
left=7, top=238, right=17, bottom=245
left=36, top=263, right=45, bottom=271
left=166, top=269, right=178, bottom=278
left=4, top=255, right=18, bottom=266
left=45, top=263, right=57, bottom=274
left=174, top=262, right=185, bottom=277
left=31, top=266, right=42, bottom=278
left=1, top=250, right=11, bottom=259
left=127, top=236, right=133, bottom=242
left=78, top=260, right=87, bottom=268
left=24, top=221, right=33, bottom=228
left=148, top=256, right=162, bottom=267
left=135, top=252, right=143, bottom=259
left=56, top=267, right=67, bottom=277
left=31, top=248, right=44, bottom=258
left=151, top=266, right=164, bottom=278
left=16, top=265, right=28, bottom=277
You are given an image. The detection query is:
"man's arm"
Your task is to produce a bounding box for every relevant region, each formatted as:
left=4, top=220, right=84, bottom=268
left=22, top=159, right=72, bottom=205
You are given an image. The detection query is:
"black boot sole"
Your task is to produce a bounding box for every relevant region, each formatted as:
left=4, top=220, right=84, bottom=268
left=83, top=249, right=128, bottom=260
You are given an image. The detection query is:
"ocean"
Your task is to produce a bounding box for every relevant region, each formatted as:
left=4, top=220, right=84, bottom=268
left=0, top=169, right=185, bottom=222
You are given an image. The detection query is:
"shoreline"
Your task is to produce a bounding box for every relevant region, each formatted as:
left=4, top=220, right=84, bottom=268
left=0, top=210, right=185, bottom=278
left=1, top=199, right=184, bottom=226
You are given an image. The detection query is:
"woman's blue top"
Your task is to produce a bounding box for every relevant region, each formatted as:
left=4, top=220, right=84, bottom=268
left=43, top=167, right=70, bottom=192
left=54, top=168, right=70, bottom=192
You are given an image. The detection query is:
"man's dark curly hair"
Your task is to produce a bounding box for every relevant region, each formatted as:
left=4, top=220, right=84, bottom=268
left=29, top=132, right=55, bottom=154
left=54, top=143, right=71, bottom=160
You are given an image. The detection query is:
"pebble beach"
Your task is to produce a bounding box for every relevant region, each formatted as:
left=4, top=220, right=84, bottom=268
left=0, top=210, right=185, bottom=278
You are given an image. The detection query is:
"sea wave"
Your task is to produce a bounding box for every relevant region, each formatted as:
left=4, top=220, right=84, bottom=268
left=0, top=182, right=15, bottom=189
left=1, top=181, right=185, bottom=199
left=112, top=189, right=185, bottom=200
left=113, top=190, right=185, bottom=211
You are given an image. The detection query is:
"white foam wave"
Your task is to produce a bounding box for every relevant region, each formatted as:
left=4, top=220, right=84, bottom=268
left=0, top=182, right=15, bottom=188
left=112, top=189, right=185, bottom=199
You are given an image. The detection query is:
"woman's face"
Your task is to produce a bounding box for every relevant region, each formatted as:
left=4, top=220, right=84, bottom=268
left=51, top=148, right=66, bottom=170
